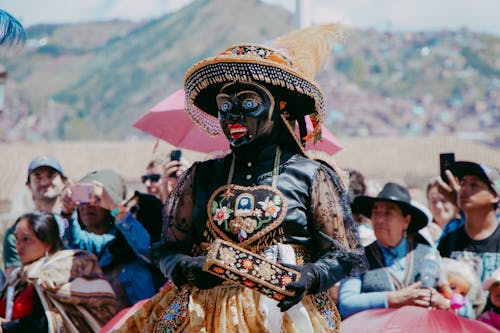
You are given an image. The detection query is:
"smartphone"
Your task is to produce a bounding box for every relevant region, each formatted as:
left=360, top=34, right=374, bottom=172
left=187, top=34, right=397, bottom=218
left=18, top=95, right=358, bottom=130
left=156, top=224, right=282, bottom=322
left=70, top=183, right=93, bottom=203
left=440, top=153, right=455, bottom=184
left=170, top=149, right=182, bottom=161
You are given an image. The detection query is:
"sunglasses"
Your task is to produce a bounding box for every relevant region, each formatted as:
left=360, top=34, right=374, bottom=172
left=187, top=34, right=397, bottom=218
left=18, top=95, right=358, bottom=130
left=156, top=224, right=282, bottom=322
left=141, top=173, right=161, bottom=183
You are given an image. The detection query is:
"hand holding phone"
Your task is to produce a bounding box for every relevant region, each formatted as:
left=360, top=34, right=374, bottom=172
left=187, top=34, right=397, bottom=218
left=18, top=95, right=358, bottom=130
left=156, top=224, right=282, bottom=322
left=70, top=183, right=93, bottom=204
left=440, top=153, right=455, bottom=184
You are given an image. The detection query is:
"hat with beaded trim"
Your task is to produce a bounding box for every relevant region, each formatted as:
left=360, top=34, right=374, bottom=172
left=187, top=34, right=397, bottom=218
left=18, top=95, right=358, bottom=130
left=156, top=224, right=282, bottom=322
left=184, top=24, right=343, bottom=152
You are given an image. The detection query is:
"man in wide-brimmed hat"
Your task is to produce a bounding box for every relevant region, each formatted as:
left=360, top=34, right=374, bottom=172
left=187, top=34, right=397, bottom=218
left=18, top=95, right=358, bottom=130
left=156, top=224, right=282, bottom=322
left=339, top=182, right=454, bottom=319
left=117, top=25, right=366, bottom=333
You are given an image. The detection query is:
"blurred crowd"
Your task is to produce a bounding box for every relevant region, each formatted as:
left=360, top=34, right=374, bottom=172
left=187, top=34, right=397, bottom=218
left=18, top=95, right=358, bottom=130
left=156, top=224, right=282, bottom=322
left=0, top=151, right=498, bottom=332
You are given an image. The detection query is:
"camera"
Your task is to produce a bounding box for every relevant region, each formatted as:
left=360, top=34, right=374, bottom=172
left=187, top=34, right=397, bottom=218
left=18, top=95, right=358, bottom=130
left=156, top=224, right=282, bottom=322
left=70, top=183, right=93, bottom=203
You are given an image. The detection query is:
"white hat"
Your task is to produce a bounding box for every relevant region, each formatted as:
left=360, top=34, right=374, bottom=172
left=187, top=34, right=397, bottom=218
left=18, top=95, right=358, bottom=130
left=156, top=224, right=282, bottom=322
left=482, top=268, right=500, bottom=291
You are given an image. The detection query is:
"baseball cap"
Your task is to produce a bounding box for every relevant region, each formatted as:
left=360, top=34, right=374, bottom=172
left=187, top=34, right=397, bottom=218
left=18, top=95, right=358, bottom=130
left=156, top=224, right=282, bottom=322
left=79, top=169, right=126, bottom=205
left=449, top=161, right=500, bottom=195
left=27, top=155, right=65, bottom=179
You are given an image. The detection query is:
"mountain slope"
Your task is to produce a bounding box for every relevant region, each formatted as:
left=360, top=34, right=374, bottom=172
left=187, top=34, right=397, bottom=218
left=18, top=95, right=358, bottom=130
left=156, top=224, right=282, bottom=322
left=2, top=0, right=293, bottom=139
left=1, top=0, right=499, bottom=145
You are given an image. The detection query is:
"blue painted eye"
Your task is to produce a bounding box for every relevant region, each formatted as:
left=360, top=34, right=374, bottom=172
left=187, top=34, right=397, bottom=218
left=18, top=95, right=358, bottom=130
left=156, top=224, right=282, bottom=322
left=242, top=99, right=258, bottom=110
left=220, top=102, right=232, bottom=112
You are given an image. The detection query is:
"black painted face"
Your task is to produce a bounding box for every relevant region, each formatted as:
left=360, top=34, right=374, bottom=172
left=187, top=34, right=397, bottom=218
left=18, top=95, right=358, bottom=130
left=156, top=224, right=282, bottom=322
left=216, top=82, right=275, bottom=148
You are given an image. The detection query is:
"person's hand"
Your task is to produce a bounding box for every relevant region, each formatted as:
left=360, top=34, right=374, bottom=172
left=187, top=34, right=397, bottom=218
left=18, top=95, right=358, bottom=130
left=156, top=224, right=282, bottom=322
left=88, top=181, right=116, bottom=210
left=172, top=256, right=224, bottom=289
left=277, top=263, right=320, bottom=312
left=60, top=183, right=77, bottom=216
left=429, top=288, right=451, bottom=310
left=0, top=317, right=8, bottom=332
left=387, top=281, right=433, bottom=308
left=436, top=169, right=460, bottom=207
left=162, top=158, right=190, bottom=195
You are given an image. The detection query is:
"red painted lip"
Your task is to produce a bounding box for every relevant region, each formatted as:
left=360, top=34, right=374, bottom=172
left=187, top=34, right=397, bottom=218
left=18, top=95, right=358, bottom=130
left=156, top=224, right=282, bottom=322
left=228, top=124, right=248, bottom=139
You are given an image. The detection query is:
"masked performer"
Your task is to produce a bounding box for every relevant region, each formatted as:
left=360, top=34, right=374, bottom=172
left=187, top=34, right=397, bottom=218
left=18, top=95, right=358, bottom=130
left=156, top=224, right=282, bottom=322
left=117, top=24, right=366, bottom=333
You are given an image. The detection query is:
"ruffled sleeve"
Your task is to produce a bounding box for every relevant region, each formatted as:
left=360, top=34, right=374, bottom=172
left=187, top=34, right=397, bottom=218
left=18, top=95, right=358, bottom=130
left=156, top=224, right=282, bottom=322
left=156, top=163, right=199, bottom=279
left=308, top=164, right=368, bottom=291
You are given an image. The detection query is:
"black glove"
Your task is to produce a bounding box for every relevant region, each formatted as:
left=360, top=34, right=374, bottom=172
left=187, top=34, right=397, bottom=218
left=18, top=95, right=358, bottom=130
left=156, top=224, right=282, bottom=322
left=171, top=256, right=224, bottom=290
left=278, top=263, right=320, bottom=312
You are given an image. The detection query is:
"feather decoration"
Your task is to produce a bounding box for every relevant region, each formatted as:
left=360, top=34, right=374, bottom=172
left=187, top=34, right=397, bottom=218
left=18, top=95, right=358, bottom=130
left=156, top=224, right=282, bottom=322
left=0, top=9, right=26, bottom=46
left=271, top=24, right=344, bottom=79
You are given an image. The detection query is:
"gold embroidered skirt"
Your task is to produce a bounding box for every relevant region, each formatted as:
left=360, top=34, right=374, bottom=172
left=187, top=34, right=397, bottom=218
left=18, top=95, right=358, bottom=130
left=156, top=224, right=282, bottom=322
left=115, top=283, right=339, bottom=333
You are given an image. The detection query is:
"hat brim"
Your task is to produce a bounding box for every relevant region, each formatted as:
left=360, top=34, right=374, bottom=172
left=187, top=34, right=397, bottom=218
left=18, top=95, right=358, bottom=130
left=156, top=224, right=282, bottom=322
left=449, top=161, right=498, bottom=195
left=449, top=161, right=487, bottom=182
left=354, top=196, right=428, bottom=233
left=184, top=55, right=324, bottom=136
left=482, top=277, right=500, bottom=291
left=27, top=164, right=65, bottom=182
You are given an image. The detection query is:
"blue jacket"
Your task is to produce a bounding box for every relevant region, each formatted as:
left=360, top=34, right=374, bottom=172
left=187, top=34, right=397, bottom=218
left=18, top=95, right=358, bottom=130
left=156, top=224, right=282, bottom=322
left=63, top=212, right=157, bottom=306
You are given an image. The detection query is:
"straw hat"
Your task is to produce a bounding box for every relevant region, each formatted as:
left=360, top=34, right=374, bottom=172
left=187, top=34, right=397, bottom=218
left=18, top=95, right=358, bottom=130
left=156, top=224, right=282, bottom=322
left=184, top=24, right=343, bottom=152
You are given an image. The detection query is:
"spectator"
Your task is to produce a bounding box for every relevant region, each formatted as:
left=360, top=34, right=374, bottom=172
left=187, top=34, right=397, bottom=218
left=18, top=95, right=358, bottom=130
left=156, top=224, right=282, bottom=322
left=142, top=158, right=165, bottom=201
left=3, top=155, right=68, bottom=277
left=437, top=162, right=500, bottom=281
left=62, top=169, right=157, bottom=311
left=0, top=211, right=116, bottom=332
left=479, top=268, right=500, bottom=329
left=338, top=182, right=450, bottom=318
left=348, top=168, right=376, bottom=246
left=421, top=177, right=459, bottom=244
left=438, top=161, right=500, bottom=315
left=126, top=190, right=164, bottom=244
left=142, top=153, right=190, bottom=203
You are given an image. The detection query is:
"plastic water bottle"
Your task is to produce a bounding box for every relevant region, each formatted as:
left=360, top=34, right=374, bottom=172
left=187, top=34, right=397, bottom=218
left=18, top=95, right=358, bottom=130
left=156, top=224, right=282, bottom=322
left=420, top=250, right=440, bottom=289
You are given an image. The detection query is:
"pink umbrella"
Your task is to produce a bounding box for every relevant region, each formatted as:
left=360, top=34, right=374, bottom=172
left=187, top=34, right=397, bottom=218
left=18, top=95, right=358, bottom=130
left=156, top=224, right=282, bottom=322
left=134, top=89, right=229, bottom=153
left=134, top=89, right=342, bottom=154
left=341, top=306, right=497, bottom=333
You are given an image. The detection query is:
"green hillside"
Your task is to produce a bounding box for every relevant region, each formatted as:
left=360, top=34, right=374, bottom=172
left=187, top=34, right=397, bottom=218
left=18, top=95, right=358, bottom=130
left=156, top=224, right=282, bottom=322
left=2, top=0, right=293, bottom=139
left=1, top=0, right=499, bottom=145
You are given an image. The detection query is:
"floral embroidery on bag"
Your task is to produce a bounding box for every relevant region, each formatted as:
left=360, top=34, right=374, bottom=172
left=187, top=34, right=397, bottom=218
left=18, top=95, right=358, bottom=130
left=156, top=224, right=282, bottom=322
left=210, top=188, right=283, bottom=241
left=204, top=239, right=300, bottom=301
left=213, top=206, right=232, bottom=225
left=207, top=185, right=287, bottom=246
left=259, top=196, right=281, bottom=218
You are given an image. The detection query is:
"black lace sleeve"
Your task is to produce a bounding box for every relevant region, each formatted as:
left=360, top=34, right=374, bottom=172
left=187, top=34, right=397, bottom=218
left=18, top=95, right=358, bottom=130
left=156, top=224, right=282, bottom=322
left=161, top=163, right=198, bottom=245
left=309, top=164, right=368, bottom=289
left=155, top=163, right=199, bottom=278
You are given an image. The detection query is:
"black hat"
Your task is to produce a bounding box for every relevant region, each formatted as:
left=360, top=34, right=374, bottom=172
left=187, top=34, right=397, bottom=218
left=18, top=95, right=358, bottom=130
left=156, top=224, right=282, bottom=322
left=449, top=161, right=499, bottom=196
left=353, top=182, right=428, bottom=233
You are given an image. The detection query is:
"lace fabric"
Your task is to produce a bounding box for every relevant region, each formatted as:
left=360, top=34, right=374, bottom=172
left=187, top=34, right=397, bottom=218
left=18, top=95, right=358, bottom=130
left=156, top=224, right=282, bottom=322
left=310, top=164, right=368, bottom=277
